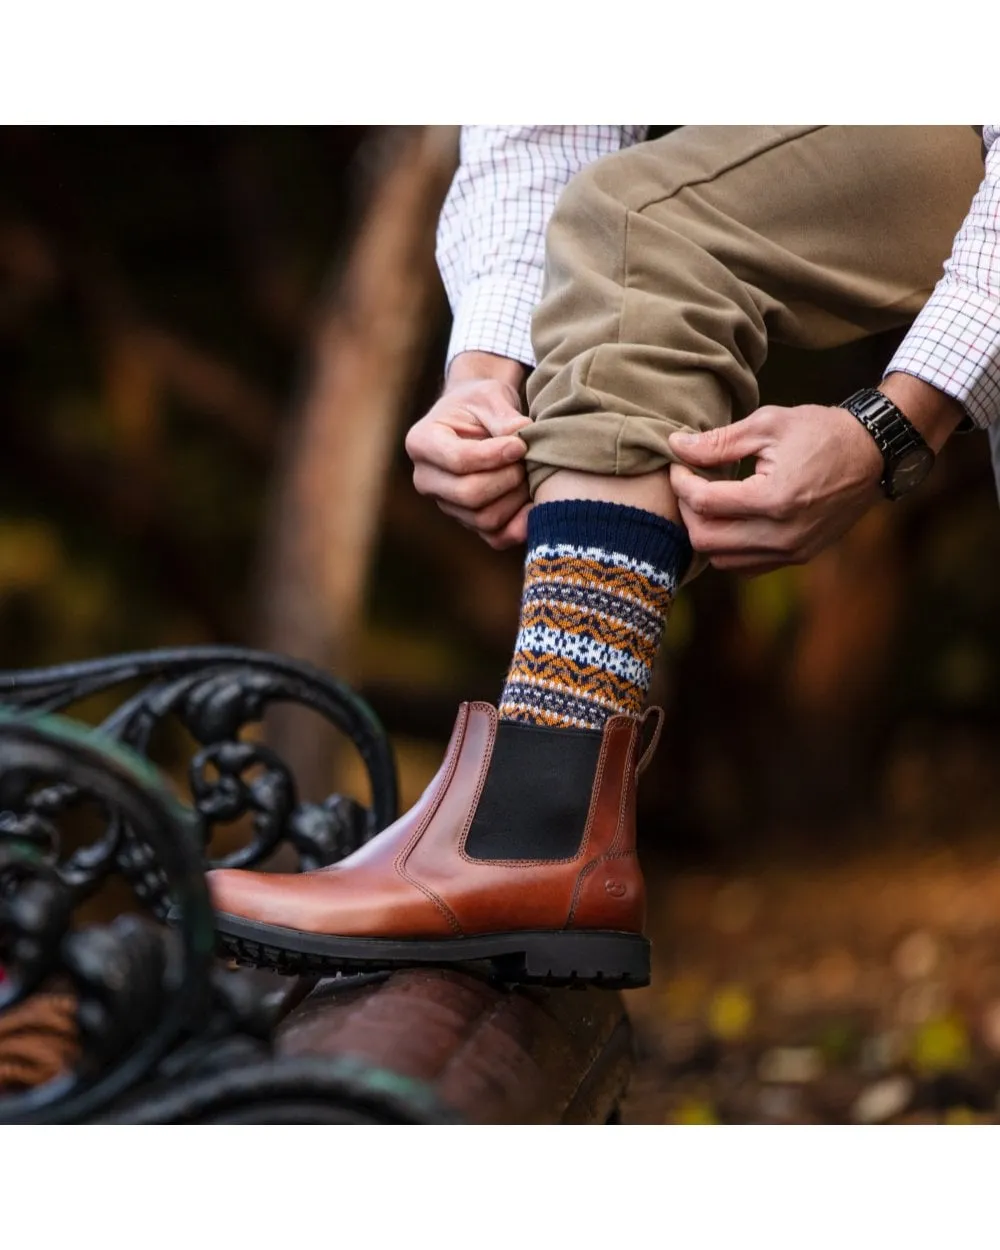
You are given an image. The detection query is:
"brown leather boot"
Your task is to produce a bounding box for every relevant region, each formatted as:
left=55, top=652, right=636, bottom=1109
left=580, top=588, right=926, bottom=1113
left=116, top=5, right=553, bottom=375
left=208, top=701, right=662, bottom=988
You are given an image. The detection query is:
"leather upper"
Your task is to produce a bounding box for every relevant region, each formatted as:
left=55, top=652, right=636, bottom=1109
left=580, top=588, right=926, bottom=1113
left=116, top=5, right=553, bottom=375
left=208, top=702, right=648, bottom=939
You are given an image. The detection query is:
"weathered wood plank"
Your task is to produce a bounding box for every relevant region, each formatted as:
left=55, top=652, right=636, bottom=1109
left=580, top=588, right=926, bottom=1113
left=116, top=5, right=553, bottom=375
left=277, top=967, right=633, bottom=1124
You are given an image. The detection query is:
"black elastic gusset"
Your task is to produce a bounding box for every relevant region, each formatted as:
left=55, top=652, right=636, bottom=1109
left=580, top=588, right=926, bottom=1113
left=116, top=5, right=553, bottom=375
left=464, top=720, right=603, bottom=861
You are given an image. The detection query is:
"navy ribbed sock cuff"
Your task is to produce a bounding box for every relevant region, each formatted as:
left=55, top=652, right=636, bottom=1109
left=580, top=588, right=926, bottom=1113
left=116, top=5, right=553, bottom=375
left=527, top=500, right=692, bottom=581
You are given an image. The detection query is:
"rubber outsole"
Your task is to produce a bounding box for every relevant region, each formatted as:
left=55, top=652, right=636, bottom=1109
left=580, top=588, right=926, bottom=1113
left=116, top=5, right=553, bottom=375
left=213, top=913, right=651, bottom=989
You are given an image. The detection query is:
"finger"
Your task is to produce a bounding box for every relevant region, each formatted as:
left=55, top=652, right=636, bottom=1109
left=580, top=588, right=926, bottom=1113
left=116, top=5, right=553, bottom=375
left=670, top=462, right=774, bottom=519
left=678, top=499, right=798, bottom=558
left=668, top=412, right=777, bottom=469
left=413, top=461, right=527, bottom=510
left=438, top=382, right=530, bottom=438
left=448, top=420, right=491, bottom=440
left=409, top=423, right=526, bottom=474
left=447, top=376, right=525, bottom=418
left=437, top=482, right=531, bottom=534
left=470, top=405, right=533, bottom=440
left=683, top=520, right=791, bottom=558
left=483, top=502, right=532, bottom=550
left=442, top=418, right=527, bottom=457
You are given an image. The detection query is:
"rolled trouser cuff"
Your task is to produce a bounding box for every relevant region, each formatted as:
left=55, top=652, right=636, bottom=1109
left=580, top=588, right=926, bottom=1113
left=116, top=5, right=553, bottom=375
left=520, top=411, right=726, bottom=585
left=521, top=411, right=691, bottom=496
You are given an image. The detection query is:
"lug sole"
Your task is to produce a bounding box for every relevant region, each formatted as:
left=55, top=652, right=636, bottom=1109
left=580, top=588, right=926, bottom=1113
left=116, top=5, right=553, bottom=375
left=214, top=913, right=650, bottom=989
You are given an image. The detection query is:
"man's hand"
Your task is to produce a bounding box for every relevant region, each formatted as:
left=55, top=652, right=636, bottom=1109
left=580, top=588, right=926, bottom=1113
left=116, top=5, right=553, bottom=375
left=667, top=404, right=884, bottom=575
left=405, top=352, right=532, bottom=550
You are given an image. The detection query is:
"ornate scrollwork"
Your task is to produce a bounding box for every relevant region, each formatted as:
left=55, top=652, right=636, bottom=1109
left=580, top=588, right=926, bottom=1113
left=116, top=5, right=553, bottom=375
left=100, top=1054, right=461, bottom=1124
left=0, top=713, right=216, bottom=1122
left=0, top=647, right=398, bottom=913
left=0, top=648, right=407, bottom=1123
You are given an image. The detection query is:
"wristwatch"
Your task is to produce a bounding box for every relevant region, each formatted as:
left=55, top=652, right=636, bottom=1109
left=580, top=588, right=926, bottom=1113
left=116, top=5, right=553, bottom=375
left=838, top=387, right=935, bottom=501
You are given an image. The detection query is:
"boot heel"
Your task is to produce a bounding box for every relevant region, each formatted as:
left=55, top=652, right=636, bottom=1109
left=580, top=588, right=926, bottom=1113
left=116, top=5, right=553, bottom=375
left=492, top=931, right=650, bottom=989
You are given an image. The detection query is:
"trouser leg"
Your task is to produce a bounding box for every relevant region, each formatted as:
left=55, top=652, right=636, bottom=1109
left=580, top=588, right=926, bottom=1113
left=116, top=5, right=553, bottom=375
left=523, top=125, right=984, bottom=495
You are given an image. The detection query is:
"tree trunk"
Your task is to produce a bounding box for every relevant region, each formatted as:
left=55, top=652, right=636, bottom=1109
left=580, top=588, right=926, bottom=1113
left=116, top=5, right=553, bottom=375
left=256, top=126, right=458, bottom=803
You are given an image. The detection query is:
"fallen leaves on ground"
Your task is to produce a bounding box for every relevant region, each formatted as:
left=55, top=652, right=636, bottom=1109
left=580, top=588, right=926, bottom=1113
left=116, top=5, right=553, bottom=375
left=622, top=847, right=1000, bottom=1124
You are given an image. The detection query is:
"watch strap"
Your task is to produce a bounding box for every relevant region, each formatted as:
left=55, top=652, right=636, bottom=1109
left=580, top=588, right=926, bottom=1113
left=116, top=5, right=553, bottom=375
left=838, top=387, right=933, bottom=499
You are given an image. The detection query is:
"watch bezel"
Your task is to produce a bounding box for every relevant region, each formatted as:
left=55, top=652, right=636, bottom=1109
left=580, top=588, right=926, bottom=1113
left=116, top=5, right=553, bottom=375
left=886, top=443, right=935, bottom=500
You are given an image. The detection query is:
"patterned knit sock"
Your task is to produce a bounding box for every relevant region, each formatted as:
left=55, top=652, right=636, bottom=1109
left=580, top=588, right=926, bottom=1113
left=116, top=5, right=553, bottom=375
left=498, top=500, right=692, bottom=731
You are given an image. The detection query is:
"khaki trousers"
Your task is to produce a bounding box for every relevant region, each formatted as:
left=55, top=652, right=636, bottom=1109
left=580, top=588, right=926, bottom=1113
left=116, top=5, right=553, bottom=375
left=523, top=126, right=984, bottom=494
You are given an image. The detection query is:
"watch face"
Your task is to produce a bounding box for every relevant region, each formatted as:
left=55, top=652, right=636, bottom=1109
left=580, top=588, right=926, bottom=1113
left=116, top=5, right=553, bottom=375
left=890, top=446, right=935, bottom=495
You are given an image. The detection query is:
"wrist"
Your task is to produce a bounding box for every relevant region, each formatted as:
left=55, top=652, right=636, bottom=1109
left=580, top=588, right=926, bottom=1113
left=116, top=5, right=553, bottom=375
left=878, top=372, right=966, bottom=454
left=445, top=351, right=527, bottom=401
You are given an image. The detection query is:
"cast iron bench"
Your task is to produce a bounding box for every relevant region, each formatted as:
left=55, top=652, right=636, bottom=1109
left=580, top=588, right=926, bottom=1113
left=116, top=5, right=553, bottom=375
left=0, top=648, right=632, bottom=1123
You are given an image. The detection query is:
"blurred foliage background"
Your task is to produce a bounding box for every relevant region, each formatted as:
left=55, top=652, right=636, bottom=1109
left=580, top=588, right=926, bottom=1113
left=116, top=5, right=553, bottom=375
left=4, top=125, right=1000, bottom=1120
left=3, top=124, right=999, bottom=853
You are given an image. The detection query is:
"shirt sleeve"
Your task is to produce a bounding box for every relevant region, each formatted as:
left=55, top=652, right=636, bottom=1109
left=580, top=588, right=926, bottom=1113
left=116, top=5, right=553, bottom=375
left=886, top=125, right=1000, bottom=429
left=437, top=126, right=648, bottom=371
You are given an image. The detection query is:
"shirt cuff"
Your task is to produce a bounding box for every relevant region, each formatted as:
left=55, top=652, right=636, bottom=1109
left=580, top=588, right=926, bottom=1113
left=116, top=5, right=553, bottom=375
left=445, top=275, right=540, bottom=372
left=886, top=282, right=1000, bottom=429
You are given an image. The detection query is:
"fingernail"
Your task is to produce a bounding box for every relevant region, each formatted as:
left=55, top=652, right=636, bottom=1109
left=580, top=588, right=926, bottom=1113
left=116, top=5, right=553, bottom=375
left=670, top=431, right=696, bottom=446
left=502, top=440, right=526, bottom=462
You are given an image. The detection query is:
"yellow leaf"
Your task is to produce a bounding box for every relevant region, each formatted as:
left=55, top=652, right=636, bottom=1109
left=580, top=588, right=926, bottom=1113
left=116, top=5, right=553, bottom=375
left=911, top=1015, right=971, bottom=1075
left=672, top=1099, right=718, bottom=1125
left=708, top=984, right=754, bottom=1042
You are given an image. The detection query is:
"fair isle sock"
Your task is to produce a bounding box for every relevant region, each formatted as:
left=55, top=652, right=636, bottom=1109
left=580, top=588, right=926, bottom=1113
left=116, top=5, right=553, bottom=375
left=498, top=500, right=692, bottom=731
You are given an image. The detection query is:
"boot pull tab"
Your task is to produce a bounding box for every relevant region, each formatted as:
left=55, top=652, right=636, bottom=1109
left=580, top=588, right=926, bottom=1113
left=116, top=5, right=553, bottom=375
left=637, top=706, right=665, bottom=776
